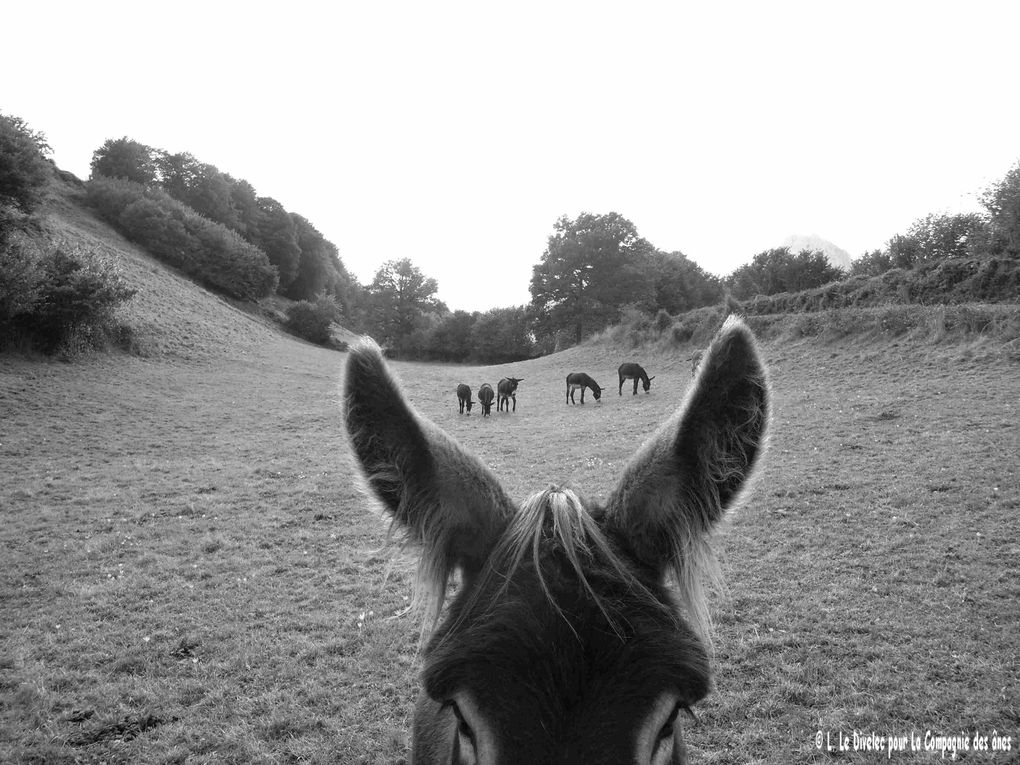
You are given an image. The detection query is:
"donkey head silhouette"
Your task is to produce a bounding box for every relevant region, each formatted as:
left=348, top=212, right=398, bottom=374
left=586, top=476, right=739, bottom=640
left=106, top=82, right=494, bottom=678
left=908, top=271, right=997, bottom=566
left=344, top=316, right=769, bottom=764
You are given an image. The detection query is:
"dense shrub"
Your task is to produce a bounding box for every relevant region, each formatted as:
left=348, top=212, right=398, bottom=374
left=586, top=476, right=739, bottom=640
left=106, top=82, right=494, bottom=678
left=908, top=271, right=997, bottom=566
left=1, top=235, right=137, bottom=354
left=285, top=297, right=341, bottom=346
left=734, top=256, right=1020, bottom=316
left=426, top=310, right=477, bottom=362
left=0, top=225, right=45, bottom=321
left=653, top=308, right=673, bottom=333
left=980, top=159, right=1020, bottom=256
left=90, top=137, right=158, bottom=185
left=87, top=177, right=278, bottom=300
left=728, top=248, right=844, bottom=299
left=469, top=306, right=534, bottom=363
left=0, top=113, right=51, bottom=213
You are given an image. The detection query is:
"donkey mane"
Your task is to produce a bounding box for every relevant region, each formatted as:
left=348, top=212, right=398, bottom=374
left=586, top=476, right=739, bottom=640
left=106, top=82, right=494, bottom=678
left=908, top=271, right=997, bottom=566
left=442, top=487, right=675, bottom=644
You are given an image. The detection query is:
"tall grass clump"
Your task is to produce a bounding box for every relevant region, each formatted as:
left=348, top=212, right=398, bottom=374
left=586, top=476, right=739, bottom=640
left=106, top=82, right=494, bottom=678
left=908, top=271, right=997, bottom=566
left=87, top=177, right=278, bottom=300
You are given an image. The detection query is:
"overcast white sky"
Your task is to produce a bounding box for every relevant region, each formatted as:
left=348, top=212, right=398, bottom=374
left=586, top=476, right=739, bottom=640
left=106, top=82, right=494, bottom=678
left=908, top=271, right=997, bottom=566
left=4, top=1, right=1019, bottom=312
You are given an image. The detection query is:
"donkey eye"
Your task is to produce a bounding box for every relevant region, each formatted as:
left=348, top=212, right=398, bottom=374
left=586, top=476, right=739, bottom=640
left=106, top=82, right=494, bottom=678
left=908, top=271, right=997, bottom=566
left=658, top=703, right=681, bottom=740
left=447, top=700, right=478, bottom=765
left=448, top=701, right=475, bottom=742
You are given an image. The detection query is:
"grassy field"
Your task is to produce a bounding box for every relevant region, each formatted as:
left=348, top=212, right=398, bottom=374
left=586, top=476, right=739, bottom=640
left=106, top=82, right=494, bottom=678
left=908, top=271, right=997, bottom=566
left=2, top=178, right=1018, bottom=763
left=2, top=324, right=1018, bottom=764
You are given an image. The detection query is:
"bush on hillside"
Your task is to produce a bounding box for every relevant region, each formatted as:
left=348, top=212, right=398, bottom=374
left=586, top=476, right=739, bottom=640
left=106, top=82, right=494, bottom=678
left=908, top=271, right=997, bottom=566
left=0, top=225, right=45, bottom=321
left=735, top=256, right=1020, bottom=315
left=0, top=113, right=52, bottom=214
left=285, top=297, right=342, bottom=346
left=980, top=159, right=1020, bottom=256
left=90, top=137, right=158, bottom=185
left=1, top=233, right=137, bottom=354
left=654, top=308, right=673, bottom=333
left=87, top=177, right=278, bottom=300
left=740, top=304, right=1020, bottom=345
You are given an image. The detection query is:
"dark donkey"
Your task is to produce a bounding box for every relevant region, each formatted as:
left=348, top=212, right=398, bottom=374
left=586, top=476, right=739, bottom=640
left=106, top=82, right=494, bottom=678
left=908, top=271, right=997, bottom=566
left=456, top=384, right=475, bottom=414
left=618, top=362, right=656, bottom=395
left=565, top=372, right=603, bottom=404
left=343, top=316, right=769, bottom=765
left=497, top=377, right=522, bottom=413
left=477, top=384, right=495, bottom=417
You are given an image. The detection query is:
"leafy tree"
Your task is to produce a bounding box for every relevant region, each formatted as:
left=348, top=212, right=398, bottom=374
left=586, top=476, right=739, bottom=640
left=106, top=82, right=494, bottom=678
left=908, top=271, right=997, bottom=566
left=647, top=249, right=722, bottom=314
left=728, top=248, right=843, bottom=299
left=228, top=178, right=261, bottom=240
left=470, top=306, right=534, bottom=363
left=86, top=177, right=277, bottom=300
left=887, top=212, right=988, bottom=268
left=287, top=214, right=348, bottom=301
left=427, top=309, right=477, bottom=362
left=529, top=212, right=654, bottom=345
left=849, top=249, right=893, bottom=278
left=90, top=137, right=157, bottom=185
left=980, top=159, right=1020, bottom=256
left=0, top=112, right=52, bottom=213
left=155, top=153, right=248, bottom=235
left=366, top=258, right=439, bottom=349
left=181, top=163, right=239, bottom=229
left=254, top=196, right=301, bottom=289
left=154, top=151, right=199, bottom=200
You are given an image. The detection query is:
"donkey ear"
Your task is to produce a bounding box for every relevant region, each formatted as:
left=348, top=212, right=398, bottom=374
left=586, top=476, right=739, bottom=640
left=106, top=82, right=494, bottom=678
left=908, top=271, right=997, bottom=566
left=603, top=316, right=769, bottom=573
left=343, top=341, right=515, bottom=589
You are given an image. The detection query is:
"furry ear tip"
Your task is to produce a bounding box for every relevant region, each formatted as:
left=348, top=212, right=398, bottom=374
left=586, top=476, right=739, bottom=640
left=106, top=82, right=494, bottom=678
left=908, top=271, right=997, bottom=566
left=348, top=336, right=383, bottom=359
left=715, top=315, right=763, bottom=357
left=345, top=337, right=386, bottom=376
left=719, top=314, right=753, bottom=340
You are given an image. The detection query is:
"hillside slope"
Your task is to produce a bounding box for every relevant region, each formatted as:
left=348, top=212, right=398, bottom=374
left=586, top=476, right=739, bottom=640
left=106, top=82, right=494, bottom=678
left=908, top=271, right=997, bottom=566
left=37, top=173, right=293, bottom=360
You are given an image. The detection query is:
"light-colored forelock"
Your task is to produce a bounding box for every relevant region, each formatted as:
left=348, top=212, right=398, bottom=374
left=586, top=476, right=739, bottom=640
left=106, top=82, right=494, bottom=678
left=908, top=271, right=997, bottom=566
left=445, top=486, right=671, bottom=642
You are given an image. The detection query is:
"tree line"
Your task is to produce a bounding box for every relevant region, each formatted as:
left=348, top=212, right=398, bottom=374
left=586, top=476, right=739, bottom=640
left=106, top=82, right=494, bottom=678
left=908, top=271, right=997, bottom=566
left=82, top=133, right=1020, bottom=362
left=89, top=137, right=355, bottom=308
left=5, top=111, right=1019, bottom=359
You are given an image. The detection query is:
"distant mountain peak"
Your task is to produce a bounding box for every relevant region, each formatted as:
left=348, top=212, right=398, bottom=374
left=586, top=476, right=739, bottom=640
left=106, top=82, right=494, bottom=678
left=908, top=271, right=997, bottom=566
left=780, top=234, right=851, bottom=270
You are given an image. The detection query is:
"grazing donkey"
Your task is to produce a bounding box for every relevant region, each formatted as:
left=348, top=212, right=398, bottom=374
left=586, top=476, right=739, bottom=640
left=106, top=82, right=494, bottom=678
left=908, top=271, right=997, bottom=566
left=477, top=384, right=495, bottom=417
left=456, top=384, right=475, bottom=414
left=497, top=377, right=523, bottom=413
left=618, top=363, right=656, bottom=396
left=343, top=316, right=769, bottom=765
left=565, top=372, right=603, bottom=404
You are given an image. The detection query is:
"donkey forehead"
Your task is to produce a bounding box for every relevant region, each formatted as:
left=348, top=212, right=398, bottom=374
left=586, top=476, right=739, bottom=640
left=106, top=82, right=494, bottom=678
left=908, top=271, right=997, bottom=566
left=421, top=489, right=710, bottom=719
left=422, top=593, right=709, bottom=753
left=425, top=602, right=708, bottom=696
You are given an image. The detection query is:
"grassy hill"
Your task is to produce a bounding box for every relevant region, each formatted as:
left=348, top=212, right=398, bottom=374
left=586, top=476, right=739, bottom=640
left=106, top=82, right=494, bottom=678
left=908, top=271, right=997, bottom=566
left=24, top=172, right=292, bottom=360
left=2, top=173, right=1019, bottom=763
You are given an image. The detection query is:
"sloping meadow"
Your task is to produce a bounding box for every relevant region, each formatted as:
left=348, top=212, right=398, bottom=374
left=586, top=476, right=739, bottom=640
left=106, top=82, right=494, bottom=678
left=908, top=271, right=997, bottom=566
left=1, top=325, right=1017, bottom=763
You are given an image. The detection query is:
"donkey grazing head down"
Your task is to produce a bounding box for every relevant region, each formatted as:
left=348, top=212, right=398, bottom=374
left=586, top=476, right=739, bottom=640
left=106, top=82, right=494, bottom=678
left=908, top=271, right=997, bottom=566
left=343, top=316, right=769, bottom=765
